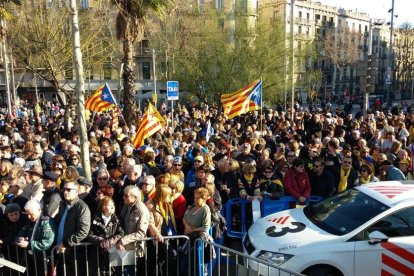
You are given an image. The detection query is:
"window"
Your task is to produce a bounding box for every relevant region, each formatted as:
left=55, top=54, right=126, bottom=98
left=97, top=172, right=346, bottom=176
left=103, top=62, right=112, bottom=80
left=364, top=208, right=414, bottom=238
left=299, top=11, right=302, bottom=18
left=307, top=13, right=310, bottom=20
left=142, top=62, right=151, bottom=80
left=315, top=14, right=320, bottom=20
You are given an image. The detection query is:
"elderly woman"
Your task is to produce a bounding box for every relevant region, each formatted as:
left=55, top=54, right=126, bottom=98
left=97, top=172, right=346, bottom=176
left=183, top=187, right=214, bottom=267
left=183, top=187, right=211, bottom=239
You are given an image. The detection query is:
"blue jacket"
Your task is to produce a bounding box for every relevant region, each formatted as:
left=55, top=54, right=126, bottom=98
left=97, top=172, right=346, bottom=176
left=386, top=166, right=406, bottom=181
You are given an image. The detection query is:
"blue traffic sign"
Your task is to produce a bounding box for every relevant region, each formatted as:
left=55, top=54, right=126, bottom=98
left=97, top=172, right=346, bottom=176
left=167, top=81, right=179, bottom=100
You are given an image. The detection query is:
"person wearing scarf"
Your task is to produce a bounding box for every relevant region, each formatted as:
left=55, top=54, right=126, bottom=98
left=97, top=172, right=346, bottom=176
left=146, top=184, right=177, bottom=275
left=354, top=164, right=379, bottom=186
left=238, top=163, right=262, bottom=201
left=336, top=156, right=358, bottom=193
left=283, top=158, right=311, bottom=204
left=140, top=175, right=156, bottom=204
left=258, top=166, right=284, bottom=200
left=146, top=184, right=177, bottom=242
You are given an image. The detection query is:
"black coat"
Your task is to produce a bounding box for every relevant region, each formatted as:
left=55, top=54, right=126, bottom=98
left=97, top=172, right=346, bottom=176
left=55, top=197, right=91, bottom=247
left=309, top=169, right=336, bottom=198
left=88, top=212, right=124, bottom=247
left=41, top=187, right=62, bottom=217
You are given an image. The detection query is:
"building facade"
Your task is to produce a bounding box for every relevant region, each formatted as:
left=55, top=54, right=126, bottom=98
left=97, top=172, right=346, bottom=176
left=258, top=0, right=394, bottom=101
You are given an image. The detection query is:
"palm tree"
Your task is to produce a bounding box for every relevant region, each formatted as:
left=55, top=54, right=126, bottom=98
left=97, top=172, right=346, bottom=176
left=114, top=0, right=172, bottom=126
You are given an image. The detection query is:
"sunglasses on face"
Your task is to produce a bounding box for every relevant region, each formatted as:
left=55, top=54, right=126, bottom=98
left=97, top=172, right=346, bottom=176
left=98, top=177, right=108, bottom=181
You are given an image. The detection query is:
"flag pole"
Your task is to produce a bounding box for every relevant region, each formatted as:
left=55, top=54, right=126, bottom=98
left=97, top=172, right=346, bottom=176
left=260, top=78, right=263, bottom=137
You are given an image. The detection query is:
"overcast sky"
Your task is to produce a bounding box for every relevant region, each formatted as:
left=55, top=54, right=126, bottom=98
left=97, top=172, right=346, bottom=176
left=318, top=0, right=413, bottom=26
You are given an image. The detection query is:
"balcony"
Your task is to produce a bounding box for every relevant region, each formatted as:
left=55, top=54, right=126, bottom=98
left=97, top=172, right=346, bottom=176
left=136, top=47, right=152, bottom=57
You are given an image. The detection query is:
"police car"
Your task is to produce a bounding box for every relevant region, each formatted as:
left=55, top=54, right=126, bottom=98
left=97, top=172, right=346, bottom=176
left=243, top=182, right=414, bottom=276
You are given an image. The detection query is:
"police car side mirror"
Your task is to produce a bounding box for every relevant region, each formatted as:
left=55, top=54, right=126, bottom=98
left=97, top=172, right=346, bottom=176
left=368, top=231, right=389, bottom=245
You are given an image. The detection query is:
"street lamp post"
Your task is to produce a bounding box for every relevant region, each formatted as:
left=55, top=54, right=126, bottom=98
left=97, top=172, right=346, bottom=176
left=290, top=0, right=295, bottom=121
left=386, top=0, right=395, bottom=105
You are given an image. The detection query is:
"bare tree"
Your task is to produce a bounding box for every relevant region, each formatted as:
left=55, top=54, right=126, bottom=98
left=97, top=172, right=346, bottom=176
left=322, top=27, right=363, bottom=94
left=9, top=0, right=119, bottom=130
left=394, top=23, right=414, bottom=95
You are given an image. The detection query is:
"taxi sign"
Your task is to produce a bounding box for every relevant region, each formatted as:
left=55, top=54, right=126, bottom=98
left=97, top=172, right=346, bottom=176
left=167, top=81, right=179, bottom=100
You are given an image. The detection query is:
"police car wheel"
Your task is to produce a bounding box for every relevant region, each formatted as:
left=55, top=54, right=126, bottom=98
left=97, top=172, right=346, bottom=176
left=304, top=265, right=342, bottom=276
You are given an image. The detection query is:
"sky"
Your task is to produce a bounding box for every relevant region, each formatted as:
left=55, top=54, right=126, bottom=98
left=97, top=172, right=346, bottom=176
left=319, top=0, right=414, bottom=26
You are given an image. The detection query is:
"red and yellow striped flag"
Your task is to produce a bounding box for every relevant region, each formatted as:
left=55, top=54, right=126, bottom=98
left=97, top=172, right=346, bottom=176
left=221, top=79, right=262, bottom=119
left=85, top=83, right=116, bottom=112
left=132, top=102, right=166, bottom=148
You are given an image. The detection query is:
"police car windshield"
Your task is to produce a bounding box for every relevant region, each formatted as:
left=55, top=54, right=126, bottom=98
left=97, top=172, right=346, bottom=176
left=305, top=189, right=389, bottom=235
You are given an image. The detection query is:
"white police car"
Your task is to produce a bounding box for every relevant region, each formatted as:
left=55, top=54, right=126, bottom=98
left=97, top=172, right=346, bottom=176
left=243, top=182, right=414, bottom=276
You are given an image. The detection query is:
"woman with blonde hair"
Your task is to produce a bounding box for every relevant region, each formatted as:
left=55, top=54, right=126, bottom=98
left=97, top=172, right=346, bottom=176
left=147, top=184, right=176, bottom=241
left=168, top=180, right=186, bottom=234
left=202, top=153, right=215, bottom=172
left=146, top=184, right=177, bottom=273
left=0, top=160, right=12, bottom=179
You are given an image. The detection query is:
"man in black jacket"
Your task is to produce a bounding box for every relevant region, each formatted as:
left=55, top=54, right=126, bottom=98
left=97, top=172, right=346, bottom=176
left=55, top=181, right=91, bottom=274
left=309, top=158, right=336, bottom=198
left=41, top=171, right=61, bottom=217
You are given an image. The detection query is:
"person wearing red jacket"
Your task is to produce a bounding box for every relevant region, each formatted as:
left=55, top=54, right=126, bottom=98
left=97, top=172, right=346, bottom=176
left=283, top=158, right=311, bottom=204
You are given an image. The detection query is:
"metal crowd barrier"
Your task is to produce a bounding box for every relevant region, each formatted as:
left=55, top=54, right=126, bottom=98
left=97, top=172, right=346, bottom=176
left=194, top=238, right=304, bottom=276
left=50, top=235, right=191, bottom=276
left=0, top=245, right=47, bottom=276
left=226, top=196, right=322, bottom=238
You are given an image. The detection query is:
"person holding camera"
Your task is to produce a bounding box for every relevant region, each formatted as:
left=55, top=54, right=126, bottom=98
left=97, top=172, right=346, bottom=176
left=258, top=166, right=284, bottom=200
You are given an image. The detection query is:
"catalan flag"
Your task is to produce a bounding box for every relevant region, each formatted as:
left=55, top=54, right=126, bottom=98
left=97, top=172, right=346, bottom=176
left=85, top=83, right=117, bottom=112
left=132, top=102, right=166, bottom=148
left=221, top=79, right=262, bottom=119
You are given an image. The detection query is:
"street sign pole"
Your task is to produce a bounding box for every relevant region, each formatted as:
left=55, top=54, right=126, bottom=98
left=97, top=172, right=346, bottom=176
left=171, top=100, right=174, bottom=130
left=167, top=81, right=179, bottom=130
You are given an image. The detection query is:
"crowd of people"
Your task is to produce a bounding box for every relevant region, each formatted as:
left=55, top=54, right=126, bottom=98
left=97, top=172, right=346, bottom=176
left=0, top=99, right=413, bottom=274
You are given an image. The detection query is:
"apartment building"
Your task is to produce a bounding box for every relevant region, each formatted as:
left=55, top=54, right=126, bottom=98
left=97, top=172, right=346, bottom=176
left=258, top=0, right=387, bottom=101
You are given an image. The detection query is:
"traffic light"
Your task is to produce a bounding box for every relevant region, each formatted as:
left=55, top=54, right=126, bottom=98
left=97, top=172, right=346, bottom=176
left=366, top=54, right=377, bottom=93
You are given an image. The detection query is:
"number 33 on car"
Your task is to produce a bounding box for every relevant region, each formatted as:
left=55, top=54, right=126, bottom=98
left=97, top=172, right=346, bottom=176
left=243, top=181, right=414, bottom=276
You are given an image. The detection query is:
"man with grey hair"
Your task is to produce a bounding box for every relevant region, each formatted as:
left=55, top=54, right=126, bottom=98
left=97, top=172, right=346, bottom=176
left=16, top=199, right=55, bottom=253
left=117, top=185, right=149, bottom=273
left=13, top=199, right=55, bottom=275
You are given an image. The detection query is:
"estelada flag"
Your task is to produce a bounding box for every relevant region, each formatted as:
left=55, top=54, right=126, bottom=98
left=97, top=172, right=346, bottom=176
left=85, top=83, right=117, bottom=112
left=221, top=79, right=262, bottom=119
left=132, top=102, right=166, bottom=148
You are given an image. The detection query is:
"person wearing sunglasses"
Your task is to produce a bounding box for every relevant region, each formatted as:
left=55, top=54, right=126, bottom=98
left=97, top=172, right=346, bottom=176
left=335, top=156, right=359, bottom=194
left=354, top=164, right=379, bottom=186
left=283, top=158, right=311, bottom=204
left=258, top=166, right=284, bottom=200
left=165, top=156, right=185, bottom=184
left=308, top=158, right=336, bottom=199
left=54, top=181, right=91, bottom=274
